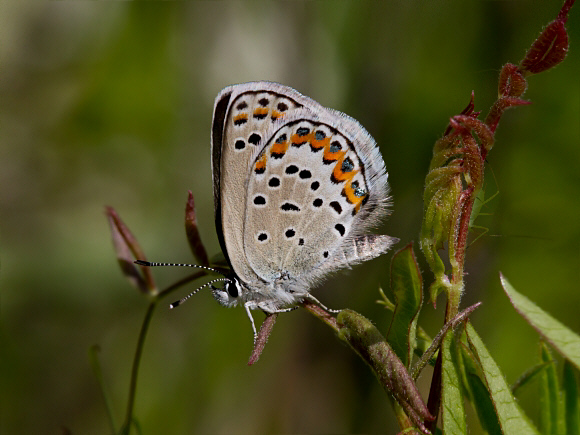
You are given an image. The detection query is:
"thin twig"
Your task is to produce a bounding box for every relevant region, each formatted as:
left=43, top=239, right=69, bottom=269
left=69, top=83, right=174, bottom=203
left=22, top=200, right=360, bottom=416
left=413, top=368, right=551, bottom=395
left=120, top=300, right=157, bottom=435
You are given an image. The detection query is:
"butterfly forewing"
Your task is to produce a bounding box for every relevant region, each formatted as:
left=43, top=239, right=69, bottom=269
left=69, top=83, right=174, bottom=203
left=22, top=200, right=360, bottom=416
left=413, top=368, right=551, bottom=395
left=212, top=83, right=322, bottom=284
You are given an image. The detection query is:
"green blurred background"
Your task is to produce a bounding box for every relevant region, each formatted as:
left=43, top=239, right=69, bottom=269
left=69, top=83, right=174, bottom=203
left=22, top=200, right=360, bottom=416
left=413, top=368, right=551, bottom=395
left=1, top=2, right=578, bottom=434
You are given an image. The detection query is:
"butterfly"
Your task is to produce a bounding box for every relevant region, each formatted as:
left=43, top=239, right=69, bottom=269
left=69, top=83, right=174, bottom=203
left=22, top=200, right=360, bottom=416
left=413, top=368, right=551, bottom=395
left=138, top=82, right=397, bottom=340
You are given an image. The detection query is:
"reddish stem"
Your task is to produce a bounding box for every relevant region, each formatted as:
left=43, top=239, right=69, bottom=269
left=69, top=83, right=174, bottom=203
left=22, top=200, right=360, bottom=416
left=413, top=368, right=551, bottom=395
left=453, top=187, right=475, bottom=287
left=558, top=0, right=575, bottom=22
left=426, top=351, right=443, bottom=432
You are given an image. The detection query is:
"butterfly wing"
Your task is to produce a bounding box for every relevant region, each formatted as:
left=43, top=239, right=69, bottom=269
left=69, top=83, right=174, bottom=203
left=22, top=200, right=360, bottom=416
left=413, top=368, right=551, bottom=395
left=211, top=82, right=324, bottom=284
left=243, top=107, right=396, bottom=290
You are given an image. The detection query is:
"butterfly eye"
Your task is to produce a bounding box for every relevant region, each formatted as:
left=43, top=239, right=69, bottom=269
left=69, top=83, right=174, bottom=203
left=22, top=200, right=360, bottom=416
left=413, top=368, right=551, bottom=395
left=226, top=281, right=239, bottom=298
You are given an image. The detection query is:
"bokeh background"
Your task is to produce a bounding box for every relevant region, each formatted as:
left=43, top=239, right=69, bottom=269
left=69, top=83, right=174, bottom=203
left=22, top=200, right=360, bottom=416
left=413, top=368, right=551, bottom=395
left=1, top=2, right=578, bottom=434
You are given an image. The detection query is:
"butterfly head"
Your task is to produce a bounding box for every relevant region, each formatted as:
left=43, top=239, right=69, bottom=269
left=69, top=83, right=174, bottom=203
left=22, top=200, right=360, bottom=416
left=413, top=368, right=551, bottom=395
left=211, top=276, right=243, bottom=308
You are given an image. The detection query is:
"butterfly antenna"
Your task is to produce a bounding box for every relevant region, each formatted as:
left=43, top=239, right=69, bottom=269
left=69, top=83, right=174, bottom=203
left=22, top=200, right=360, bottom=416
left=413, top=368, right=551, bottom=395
left=134, top=260, right=226, bottom=276
left=169, top=277, right=231, bottom=309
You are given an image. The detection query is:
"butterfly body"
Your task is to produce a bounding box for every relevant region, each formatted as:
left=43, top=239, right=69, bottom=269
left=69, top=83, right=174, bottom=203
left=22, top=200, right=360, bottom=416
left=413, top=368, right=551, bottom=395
left=209, top=82, right=397, bottom=333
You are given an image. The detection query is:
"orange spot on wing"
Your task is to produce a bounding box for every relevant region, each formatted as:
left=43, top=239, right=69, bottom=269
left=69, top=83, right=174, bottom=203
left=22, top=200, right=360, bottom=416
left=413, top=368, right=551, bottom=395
left=290, top=131, right=315, bottom=146
left=332, top=154, right=359, bottom=183
left=271, top=110, right=282, bottom=120
left=253, top=107, right=269, bottom=118
left=311, top=136, right=330, bottom=150
left=255, top=153, right=267, bottom=173
left=323, top=142, right=343, bottom=161
left=342, top=183, right=367, bottom=214
left=270, top=139, right=289, bottom=156
left=233, top=113, right=248, bottom=124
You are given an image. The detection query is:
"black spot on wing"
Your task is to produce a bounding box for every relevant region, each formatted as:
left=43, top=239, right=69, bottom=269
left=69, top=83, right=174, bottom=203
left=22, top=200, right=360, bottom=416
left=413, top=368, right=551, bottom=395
left=329, top=201, right=342, bottom=214
left=253, top=195, right=266, bottom=206
left=248, top=133, right=261, bottom=145
left=281, top=202, right=300, bottom=212
left=285, top=165, right=299, bottom=175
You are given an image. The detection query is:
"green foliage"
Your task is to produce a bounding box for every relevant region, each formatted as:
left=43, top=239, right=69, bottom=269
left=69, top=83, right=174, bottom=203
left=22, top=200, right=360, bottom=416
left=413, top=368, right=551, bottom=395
left=387, top=244, right=423, bottom=367
left=2, top=2, right=578, bottom=434
left=538, top=342, right=565, bottom=435
left=501, top=274, right=580, bottom=370
left=564, top=361, right=580, bottom=435
left=460, top=344, right=503, bottom=435
left=500, top=276, right=580, bottom=434
left=466, top=324, right=540, bottom=434
left=101, top=2, right=580, bottom=434
left=440, top=331, right=467, bottom=434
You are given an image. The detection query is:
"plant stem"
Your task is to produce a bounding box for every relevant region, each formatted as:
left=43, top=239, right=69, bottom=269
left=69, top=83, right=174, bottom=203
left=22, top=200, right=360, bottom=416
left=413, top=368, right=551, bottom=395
left=120, top=299, right=158, bottom=435
left=116, top=270, right=208, bottom=434
left=426, top=351, right=443, bottom=432
left=447, top=185, right=476, bottom=322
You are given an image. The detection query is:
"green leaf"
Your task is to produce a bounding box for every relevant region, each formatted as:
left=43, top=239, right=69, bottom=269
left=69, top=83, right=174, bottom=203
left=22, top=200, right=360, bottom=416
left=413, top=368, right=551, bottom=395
left=460, top=344, right=502, bottom=435
left=511, top=361, right=552, bottom=396
left=387, top=243, right=423, bottom=367
left=501, top=274, right=580, bottom=370
left=420, top=177, right=461, bottom=305
left=563, top=360, right=579, bottom=435
left=539, top=341, right=565, bottom=435
left=466, top=323, right=540, bottom=435
left=440, top=330, right=467, bottom=434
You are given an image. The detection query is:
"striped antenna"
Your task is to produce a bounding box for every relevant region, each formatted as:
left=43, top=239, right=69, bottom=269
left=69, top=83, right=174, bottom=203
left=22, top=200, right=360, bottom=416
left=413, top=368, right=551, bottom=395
left=134, top=260, right=225, bottom=276
left=133, top=260, right=231, bottom=308
left=169, top=277, right=231, bottom=309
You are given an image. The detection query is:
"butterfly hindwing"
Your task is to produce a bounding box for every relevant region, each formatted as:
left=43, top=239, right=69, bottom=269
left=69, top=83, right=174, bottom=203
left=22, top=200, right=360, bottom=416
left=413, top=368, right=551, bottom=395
left=244, top=108, right=393, bottom=288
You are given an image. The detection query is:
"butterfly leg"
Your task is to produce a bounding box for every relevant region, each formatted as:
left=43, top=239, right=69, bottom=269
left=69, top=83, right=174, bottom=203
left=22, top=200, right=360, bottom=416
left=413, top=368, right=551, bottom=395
left=272, top=306, right=298, bottom=314
left=303, top=294, right=341, bottom=314
left=245, top=304, right=298, bottom=343
left=244, top=302, right=259, bottom=343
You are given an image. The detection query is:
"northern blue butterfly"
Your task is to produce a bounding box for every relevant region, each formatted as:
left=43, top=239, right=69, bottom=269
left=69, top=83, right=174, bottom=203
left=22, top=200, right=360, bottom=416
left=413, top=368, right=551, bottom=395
left=138, top=82, right=397, bottom=340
